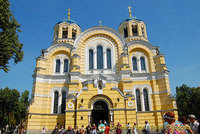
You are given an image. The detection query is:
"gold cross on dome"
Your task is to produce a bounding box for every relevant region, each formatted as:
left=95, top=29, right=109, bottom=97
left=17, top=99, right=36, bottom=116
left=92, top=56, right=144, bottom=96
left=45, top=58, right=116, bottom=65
left=99, top=20, right=102, bottom=26
left=67, top=8, right=71, bottom=20
left=127, top=6, right=132, bottom=18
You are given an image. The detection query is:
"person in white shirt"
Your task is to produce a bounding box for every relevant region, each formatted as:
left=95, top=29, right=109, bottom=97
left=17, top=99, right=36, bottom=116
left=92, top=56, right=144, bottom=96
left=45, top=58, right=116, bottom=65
left=144, top=121, right=150, bottom=134
left=189, top=115, right=199, bottom=134
left=133, top=123, right=138, bottom=134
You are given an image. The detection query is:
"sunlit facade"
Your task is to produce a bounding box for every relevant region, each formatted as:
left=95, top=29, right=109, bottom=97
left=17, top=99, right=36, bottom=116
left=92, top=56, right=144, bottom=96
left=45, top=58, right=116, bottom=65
left=26, top=8, right=177, bottom=134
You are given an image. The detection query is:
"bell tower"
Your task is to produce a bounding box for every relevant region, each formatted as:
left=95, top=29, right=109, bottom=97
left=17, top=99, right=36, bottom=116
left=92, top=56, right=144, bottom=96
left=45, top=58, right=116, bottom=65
left=53, top=8, right=81, bottom=44
left=119, top=6, right=148, bottom=42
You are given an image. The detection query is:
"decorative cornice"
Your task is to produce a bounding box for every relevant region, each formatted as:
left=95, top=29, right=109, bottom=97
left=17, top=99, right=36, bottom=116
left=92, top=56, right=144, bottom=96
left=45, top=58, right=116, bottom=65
left=72, top=54, right=80, bottom=59
left=43, top=43, right=75, bottom=57
left=127, top=40, right=157, bottom=51
left=111, top=86, right=125, bottom=97
left=70, top=65, right=80, bottom=69
left=33, top=74, right=70, bottom=83
left=28, top=113, right=65, bottom=116
left=152, top=90, right=170, bottom=95
left=70, top=72, right=81, bottom=76
left=120, top=70, right=132, bottom=74
left=154, top=53, right=165, bottom=58
left=120, top=52, right=128, bottom=57
left=33, top=94, right=51, bottom=98
left=136, top=109, right=177, bottom=113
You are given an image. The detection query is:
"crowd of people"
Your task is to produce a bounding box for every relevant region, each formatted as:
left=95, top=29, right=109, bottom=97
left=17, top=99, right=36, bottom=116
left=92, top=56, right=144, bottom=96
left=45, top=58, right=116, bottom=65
left=37, top=112, right=200, bottom=134
left=40, top=113, right=200, bottom=134
left=49, top=120, right=139, bottom=134
left=161, top=111, right=199, bottom=134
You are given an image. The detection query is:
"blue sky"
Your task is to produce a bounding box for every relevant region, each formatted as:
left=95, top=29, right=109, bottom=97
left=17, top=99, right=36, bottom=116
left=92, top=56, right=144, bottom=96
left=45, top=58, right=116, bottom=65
left=0, top=0, right=200, bottom=95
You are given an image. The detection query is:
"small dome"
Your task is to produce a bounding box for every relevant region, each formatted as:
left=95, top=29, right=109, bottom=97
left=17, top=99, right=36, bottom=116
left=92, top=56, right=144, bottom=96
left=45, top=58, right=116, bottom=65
left=57, top=18, right=76, bottom=25
left=119, top=16, right=142, bottom=26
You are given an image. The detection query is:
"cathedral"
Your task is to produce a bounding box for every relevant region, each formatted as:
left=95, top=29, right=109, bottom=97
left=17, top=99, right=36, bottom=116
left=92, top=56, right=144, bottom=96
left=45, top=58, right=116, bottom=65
left=26, top=7, right=177, bottom=133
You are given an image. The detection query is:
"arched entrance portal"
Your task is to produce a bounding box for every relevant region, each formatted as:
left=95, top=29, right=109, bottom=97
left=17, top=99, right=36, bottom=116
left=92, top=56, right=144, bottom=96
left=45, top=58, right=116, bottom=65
left=92, top=100, right=109, bottom=126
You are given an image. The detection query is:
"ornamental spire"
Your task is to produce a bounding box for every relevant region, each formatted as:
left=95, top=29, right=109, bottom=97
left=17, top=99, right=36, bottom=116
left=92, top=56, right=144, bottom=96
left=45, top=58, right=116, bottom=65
left=67, top=8, right=71, bottom=20
left=127, top=6, right=132, bottom=18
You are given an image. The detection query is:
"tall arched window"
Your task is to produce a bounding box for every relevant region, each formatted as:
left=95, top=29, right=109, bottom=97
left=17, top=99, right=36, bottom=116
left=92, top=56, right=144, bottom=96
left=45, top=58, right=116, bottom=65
left=63, top=59, right=69, bottom=72
left=107, top=49, right=111, bottom=69
left=62, top=27, right=68, bottom=38
left=143, top=89, right=149, bottom=111
left=61, top=91, right=66, bottom=113
left=140, top=57, right=146, bottom=70
left=136, top=89, right=142, bottom=111
left=55, top=59, right=61, bottom=73
left=97, top=46, right=103, bottom=69
left=53, top=91, right=59, bottom=113
left=124, top=27, right=128, bottom=38
left=72, top=28, right=77, bottom=40
left=132, top=57, right=137, bottom=70
left=89, top=49, right=93, bottom=69
left=132, top=23, right=138, bottom=36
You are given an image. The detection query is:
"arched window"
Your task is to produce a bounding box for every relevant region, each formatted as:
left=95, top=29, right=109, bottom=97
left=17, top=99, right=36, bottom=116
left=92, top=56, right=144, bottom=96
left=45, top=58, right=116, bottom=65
left=132, top=57, right=137, bottom=70
left=132, top=23, right=138, bottom=36
left=53, top=91, right=59, bottom=113
left=62, top=27, right=68, bottom=38
left=55, top=59, right=61, bottom=73
left=136, top=89, right=142, bottom=111
left=89, top=49, right=93, bottom=69
left=140, top=57, right=146, bottom=70
left=63, top=59, right=69, bottom=72
left=124, top=27, right=128, bottom=38
left=97, top=46, right=103, bottom=69
left=143, top=89, right=149, bottom=111
left=72, top=28, right=77, bottom=40
left=141, top=26, right=144, bottom=35
left=61, top=91, right=66, bottom=113
left=107, top=49, right=111, bottom=69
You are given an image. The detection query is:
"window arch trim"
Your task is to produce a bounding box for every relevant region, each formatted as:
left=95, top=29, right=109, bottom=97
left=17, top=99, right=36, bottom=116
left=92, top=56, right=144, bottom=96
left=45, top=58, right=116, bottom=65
left=53, top=55, right=70, bottom=75
left=50, top=87, right=69, bottom=114
left=132, top=85, right=152, bottom=111
left=131, top=52, right=149, bottom=73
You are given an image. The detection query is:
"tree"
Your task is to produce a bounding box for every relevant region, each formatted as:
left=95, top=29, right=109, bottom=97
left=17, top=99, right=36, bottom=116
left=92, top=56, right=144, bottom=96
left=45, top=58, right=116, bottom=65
left=0, top=0, right=23, bottom=72
left=19, top=90, right=29, bottom=121
left=176, top=84, right=200, bottom=120
left=0, top=87, right=20, bottom=128
left=0, top=87, right=29, bottom=132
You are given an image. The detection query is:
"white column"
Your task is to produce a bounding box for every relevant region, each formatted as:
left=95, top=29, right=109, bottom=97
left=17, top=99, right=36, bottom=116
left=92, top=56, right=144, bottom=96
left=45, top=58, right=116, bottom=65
left=110, top=111, right=113, bottom=122
left=58, top=91, right=62, bottom=113
left=140, top=91, right=145, bottom=111
left=104, top=51, right=107, bottom=69
left=137, top=57, right=141, bottom=73
left=51, top=92, right=54, bottom=113
left=60, top=60, right=63, bottom=75
left=88, top=112, right=91, bottom=124
left=94, top=52, right=97, bottom=69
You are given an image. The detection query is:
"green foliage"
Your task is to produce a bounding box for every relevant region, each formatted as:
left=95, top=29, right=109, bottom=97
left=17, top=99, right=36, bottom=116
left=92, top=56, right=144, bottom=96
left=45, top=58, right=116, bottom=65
left=0, top=0, right=24, bottom=72
left=0, top=87, right=29, bottom=128
left=176, top=84, right=200, bottom=120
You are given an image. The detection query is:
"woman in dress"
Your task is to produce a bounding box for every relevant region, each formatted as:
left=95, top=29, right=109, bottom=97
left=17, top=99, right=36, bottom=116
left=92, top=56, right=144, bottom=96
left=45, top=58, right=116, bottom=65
left=161, top=111, right=187, bottom=134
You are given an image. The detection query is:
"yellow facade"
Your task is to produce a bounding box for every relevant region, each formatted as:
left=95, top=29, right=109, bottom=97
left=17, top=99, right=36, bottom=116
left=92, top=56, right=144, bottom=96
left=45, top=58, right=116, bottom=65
left=26, top=9, right=177, bottom=134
